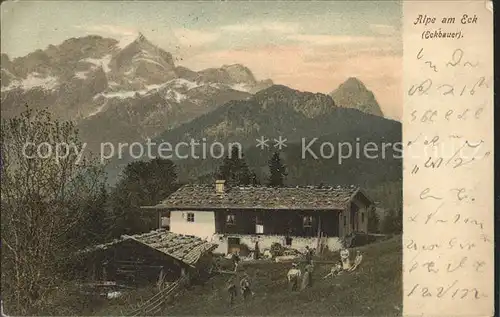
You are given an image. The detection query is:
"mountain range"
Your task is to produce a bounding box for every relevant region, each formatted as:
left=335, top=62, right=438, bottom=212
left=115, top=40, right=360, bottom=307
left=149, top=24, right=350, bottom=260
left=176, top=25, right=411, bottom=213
left=1, top=33, right=272, bottom=151
left=1, top=33, right=400, bottom=209
left=1, top=33, right=387, bottom=153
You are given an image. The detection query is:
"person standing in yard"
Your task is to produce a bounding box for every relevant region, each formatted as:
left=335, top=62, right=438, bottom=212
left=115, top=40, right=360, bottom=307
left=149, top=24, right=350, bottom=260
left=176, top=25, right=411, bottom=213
left=254, top=241, right=260, bottom=260
left=232, top=251, right=241, bottom=272
left=300, top=265, right=313, bottom=290
left=306, top=264, right=314, bottom=287
left=287, top=263, right=301, bottom=291
left=226, top=277, right=238, bottom=306
left=304, top=246, right=313, bottom=265
left=240, top=272, right=254, bottom=302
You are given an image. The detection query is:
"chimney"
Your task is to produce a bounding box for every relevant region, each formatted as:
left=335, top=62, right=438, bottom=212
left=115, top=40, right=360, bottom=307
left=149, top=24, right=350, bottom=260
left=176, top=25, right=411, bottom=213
left=215, top=180, right=226, bottom=193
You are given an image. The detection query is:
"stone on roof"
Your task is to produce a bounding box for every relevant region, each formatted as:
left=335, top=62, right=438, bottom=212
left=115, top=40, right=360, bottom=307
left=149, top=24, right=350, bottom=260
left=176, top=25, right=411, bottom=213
left=155, top=184, right=364, bottom=210
left=83, top=230, right=217, bottom=266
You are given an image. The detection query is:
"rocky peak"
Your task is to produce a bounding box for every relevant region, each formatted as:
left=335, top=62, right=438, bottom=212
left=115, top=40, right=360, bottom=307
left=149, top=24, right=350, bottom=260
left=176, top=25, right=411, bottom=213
left=137, top=32, right=147, bottom=42
left=196, top=65, right=252, bottom=87
left=330, top=77, right=384, bottom=117
left=128, top=32, right=160, bottom=52
left=249, top=79, right=274, bottom=94
left=114, top=33, right=174, bottom=66
left=220, top=64, right=256, bottom=84
left=54, top=35, right=118, bottom=58
left=339, top=77, right=367, bottom=91
left=255, top=85, right=335, bottom=118
left=1, top=53, right=11, bottom=66
left=108, top=32, right=177, bottom=86
left=255, top=84, right=295, bottom=97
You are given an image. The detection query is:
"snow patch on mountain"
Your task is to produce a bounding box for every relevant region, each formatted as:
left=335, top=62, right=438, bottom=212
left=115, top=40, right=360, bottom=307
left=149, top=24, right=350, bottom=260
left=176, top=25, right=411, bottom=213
left=81, top=54, right=112, bottom=73
left=208, top=83, right=224, bottom=89
left=230, top=83, right=252, bottom=92
left=74, top=71, right=88, bottom=79
left=91, top=77, right=204, bottom=105
left=204, top=82, right=250, bottom=92
left=2, top=68, right=16, bottom=78
left=166, top=78, right=200, bottom=90
left=2, top=72, right=59, bottom=91
left=144, top=83, right=164, bottom=91
left=99, top=90, right=140, bottom=99
left=87, top=100, right=109, bottom=118
left=165, top=90, right=187, bottom=103
left=96, top=79, right=196, bottom=101
left=117, top=35, right=137, bottom=49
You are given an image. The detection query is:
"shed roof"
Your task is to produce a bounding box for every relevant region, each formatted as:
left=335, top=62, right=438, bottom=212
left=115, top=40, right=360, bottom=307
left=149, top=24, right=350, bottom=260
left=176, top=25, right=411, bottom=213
left=148, top=184, right=370, bottom=211
left=82, top=230, right=217, bottom=267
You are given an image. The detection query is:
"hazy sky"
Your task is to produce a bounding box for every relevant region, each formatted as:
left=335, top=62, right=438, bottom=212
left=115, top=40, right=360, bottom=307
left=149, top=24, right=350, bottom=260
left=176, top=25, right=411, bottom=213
left=1, top=1, right=402, bottom=119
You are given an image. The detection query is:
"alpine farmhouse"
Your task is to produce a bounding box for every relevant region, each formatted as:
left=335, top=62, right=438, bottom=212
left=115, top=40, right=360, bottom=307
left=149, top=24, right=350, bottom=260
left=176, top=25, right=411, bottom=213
left=144, top=180, right=373, bottom=254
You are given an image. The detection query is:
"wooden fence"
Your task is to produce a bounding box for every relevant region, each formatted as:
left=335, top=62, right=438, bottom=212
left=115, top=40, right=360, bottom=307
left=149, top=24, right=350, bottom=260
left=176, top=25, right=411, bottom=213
left=126, top=275, right=188, bottom=316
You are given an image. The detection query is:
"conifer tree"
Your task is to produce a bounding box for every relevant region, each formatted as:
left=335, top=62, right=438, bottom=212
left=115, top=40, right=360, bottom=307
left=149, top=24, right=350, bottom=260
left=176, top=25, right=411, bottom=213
left=268, top=151, right=287, bottom=187
left=217, top=147, right=258, bottom=186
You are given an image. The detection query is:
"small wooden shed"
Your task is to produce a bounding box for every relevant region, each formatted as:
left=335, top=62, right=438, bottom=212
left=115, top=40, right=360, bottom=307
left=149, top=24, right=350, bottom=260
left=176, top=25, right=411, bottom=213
left=74, top=229, right=218, bottom=287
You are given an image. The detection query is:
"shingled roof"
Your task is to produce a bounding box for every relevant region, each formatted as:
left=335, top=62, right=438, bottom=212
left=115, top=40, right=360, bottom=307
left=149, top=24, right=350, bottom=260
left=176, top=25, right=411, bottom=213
left=82, top=230, right=217, bottom=267
left=150, top=184, right=368, bottom=211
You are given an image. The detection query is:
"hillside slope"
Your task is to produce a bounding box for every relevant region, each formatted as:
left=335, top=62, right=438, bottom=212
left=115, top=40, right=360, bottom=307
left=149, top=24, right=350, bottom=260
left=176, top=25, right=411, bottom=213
left=164, top=236, right=402, bottom=316
left=106, top=85, right=401, bottom=189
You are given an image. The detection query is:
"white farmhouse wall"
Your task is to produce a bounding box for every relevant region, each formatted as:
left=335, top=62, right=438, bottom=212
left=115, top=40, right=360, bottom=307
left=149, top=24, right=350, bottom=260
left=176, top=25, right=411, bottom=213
left=169, top=210, right=216, bottom=240
left=211, top=234, right=343, bottom=255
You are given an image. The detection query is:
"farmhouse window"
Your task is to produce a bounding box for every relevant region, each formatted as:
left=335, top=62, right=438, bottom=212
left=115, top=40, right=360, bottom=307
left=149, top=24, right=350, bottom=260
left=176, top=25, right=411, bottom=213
left=303, top=216, right=313, bottom=227
left=226, top=214, right=236, bottom=225
left=256, top=224, right=264, bottom=234
left=255, top=215, right=263, bottom=225
left=186, top=212, right=195, bottom=222
left=361, top=212, right=365, bottom=223
left=255, top=215, right=264, bottom=234
left=344, top=215, right=347, bottom=226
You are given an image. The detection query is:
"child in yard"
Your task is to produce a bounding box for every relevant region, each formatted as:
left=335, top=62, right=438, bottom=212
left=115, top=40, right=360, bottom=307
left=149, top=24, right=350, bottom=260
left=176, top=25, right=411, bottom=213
left=340, top=248, right=351, bottom=270
left=323, top=261, right=343, bottom=279
left=348, top=250, right=363, bottom=272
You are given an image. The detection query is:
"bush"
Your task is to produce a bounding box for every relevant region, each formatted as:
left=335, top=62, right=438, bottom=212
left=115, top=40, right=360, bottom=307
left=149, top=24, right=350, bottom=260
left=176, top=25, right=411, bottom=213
left=382, top=209, right=402, bottom=234
left=367, top=207, right=380, bottom=233
left=270, top=243, right=284, bottom=257
left=349, top=232, right=378, bottom=248
left=33, top=284, right=104, bottom=316
left=213, top=255, right=234, bottom=271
